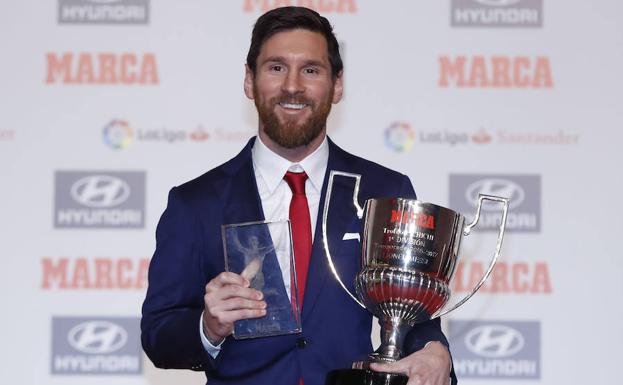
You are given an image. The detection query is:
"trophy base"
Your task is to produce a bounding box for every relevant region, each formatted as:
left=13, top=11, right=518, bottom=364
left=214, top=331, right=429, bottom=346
left=326, top=369, right=407, bottom=385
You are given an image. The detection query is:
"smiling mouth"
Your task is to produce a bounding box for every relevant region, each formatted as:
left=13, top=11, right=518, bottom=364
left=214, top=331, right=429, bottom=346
left=278, top=102, right=310, bottom=110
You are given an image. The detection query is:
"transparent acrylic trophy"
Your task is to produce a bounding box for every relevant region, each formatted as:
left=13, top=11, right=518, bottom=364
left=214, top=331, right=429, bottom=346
left=222, top=219, right=302, bottom=339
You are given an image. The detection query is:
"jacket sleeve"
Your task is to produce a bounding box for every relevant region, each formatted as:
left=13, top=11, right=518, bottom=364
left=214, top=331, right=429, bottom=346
left=141, top=187, right=215, bottom=371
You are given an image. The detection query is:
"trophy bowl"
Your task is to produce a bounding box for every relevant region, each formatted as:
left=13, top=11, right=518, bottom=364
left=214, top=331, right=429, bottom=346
left=322, top=171, right=509, bottom=384
left=354, top=198, right=464, bottom=363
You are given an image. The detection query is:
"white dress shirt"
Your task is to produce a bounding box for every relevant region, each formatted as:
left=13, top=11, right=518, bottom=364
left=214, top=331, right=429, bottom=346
left=200, top=135, right=329, bottom=357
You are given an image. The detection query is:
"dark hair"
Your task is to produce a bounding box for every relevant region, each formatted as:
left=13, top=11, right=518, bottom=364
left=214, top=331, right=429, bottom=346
left=246, top=6, right=343, bottom=80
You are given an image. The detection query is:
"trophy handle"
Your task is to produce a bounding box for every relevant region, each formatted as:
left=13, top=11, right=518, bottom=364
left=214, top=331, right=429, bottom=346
left=322, top=170, right=366, bottom=308
left=434, top=194, right=509, bottom=318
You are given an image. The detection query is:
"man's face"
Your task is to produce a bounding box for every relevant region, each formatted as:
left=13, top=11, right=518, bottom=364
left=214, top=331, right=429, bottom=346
left=244, top=29, right=343, bottom=149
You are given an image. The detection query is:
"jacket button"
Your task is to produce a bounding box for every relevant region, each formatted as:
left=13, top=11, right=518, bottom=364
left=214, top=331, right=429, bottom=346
left=297, top=338, right=307, bottom=349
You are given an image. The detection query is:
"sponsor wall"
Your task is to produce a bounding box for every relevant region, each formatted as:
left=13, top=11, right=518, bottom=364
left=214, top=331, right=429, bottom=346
left=1, top=1, right=621, bottom=384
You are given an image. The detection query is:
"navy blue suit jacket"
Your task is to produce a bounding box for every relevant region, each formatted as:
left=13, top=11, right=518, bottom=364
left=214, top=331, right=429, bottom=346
left=141, top=137, right=455, bottom=385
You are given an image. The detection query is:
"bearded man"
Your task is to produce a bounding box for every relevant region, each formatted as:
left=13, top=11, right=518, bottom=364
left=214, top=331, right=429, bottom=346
left=141, top=6, right=456, bottom=385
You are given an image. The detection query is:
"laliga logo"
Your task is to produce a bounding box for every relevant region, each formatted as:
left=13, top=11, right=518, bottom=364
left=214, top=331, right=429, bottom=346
left=466, top=178, right=524, bottom=211
left=385, top=121, right=415, bottom=152
left=68, top=321, right=128, bottom=354
left=465, top=324, right=524, bottom=358
left=473, top=0, right=521, bottom=6
left=103, top=119, right=133, bottom=150
left=71, top=175, right=131, bottom=208
left=471, top=129, right=492, bottom=144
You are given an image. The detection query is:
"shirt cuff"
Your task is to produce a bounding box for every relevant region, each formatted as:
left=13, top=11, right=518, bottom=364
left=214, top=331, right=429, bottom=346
left=199, top=311, right=223, bottom=358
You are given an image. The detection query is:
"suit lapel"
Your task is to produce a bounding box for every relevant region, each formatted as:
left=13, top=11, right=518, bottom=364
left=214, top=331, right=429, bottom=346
left=222, top=139, right=265, bottom=225
left=302, top=140, right=361, bottom=319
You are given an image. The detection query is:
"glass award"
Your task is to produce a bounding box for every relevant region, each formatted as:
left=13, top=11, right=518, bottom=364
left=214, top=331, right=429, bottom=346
left=222, top=219, right=302, bottom=339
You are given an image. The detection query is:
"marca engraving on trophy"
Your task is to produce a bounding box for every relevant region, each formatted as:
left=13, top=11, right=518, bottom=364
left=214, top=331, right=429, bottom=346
left=375, top=210, right=438, bottom=266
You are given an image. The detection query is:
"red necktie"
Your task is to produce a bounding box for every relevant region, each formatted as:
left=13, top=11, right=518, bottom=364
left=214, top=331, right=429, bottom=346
left=284, top=171, right=312, bottom=307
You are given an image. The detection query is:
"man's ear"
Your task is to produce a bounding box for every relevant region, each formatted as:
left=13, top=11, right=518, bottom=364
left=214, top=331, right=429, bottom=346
left=244, top=65, right=254, bottom=100
left=332, top=71, right=344, bottom=104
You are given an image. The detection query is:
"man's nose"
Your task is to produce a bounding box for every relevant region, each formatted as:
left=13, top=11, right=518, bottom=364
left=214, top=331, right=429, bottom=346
left=282, top=70, right=305, bottom=94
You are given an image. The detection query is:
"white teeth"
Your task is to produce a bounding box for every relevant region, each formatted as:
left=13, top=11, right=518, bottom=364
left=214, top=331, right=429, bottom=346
left=280, top=102, right=306, bottom=110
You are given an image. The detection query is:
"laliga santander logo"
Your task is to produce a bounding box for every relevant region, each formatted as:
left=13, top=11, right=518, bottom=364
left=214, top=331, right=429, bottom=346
left=466, top=178, right=525, bottom=211
left=71, top=175, right=131, bottom=208
left=68, top=320, right=128, bottom=354
left=385, top=122, right=415, bottom=152
left=465, top=324, right=525, bottom=358
left=103, top=119, right=133, bottom=149
left=471, top=129, right=493, bottom=144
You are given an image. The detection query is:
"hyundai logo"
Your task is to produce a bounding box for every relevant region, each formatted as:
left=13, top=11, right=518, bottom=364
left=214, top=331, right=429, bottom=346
left=465, top=324, right=524, bottom=358
left=67, top=321, right=128, bottom=354
left=474, top=0, right=521, bottom=6
left=465, top=178, right=524, bottom=211
left=70, top=175, right=130, bottom=208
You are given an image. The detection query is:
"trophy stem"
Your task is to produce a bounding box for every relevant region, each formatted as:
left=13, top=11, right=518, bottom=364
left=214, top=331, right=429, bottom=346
left=377, top=317, right=410, bottom=362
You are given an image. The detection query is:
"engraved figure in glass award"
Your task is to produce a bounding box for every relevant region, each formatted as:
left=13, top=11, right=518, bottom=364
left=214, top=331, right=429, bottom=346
left=222, top=219, right=302, bottom=339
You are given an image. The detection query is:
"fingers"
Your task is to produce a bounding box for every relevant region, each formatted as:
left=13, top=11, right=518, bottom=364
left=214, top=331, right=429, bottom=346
left=213, top=296, right=267, bottom=314
left=370, top=346, right=451, bottom=385
left=369, top=361, right=408, bottom=375
left=206, top=272, right=249, bottom=290
left=202, top=272, right=268, bottom=341
left=211, top=306, right=267, bottom=324
left=206, top=272, right=262, bottom=301
left=210, top=283, right=264, bottom=302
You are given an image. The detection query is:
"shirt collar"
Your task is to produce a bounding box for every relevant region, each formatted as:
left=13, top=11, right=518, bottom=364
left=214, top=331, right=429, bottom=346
left=252, top=135, right=329, bottom=195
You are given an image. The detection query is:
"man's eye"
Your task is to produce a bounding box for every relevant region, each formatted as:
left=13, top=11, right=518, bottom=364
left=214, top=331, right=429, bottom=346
left=270, top=65, right=284, bottom=72
left=304, top=68, right=319, bottom=74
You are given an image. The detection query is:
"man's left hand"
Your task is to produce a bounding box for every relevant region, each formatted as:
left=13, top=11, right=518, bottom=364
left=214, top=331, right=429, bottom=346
left=369, top=341, right=451, bottom=385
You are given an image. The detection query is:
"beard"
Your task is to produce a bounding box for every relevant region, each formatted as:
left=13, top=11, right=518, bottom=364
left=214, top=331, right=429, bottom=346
left=254, top=86, right=333, bottom=149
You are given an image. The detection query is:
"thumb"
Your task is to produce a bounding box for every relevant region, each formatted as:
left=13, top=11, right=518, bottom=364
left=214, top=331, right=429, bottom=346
left=369, top=360, right=407, bottom=375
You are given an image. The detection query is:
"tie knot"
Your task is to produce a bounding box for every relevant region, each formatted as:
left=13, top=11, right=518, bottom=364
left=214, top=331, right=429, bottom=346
left=284, top=171, right=308, bottom=195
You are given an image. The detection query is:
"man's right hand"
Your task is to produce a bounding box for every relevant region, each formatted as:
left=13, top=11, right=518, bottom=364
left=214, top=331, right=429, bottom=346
left=202, top=272, right=267, bottom=345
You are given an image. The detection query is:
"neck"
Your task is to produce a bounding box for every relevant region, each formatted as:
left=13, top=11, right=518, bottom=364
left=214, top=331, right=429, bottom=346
left=258, top=130, right=326, bottom=163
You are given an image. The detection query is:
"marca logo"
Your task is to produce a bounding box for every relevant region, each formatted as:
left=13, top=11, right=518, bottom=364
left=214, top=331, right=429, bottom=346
left=68, top=321, right=128, bottom=354
left=0, top=129, right=15, bottom=141
left=54, top=171, right=145, bottom=228
left=390, top=210, right=435, bottom=229
left=41, top=257, right=149, bottom=290
left=451, top=0, right=542, bottom=28
left=449, top=174, right=541, bottom=232
left=58, top=0, right=149, bottom=25
left=449, top=320, right=540, bottom=378
left=52, top=317, right=141, bottom=374
left=452, top=261, right=552, bottom=294
left=439, top=56, right=553, bottom=88
left=46, top=53, right=159, bottom=85
left=243, top=0, right=357, bottom=13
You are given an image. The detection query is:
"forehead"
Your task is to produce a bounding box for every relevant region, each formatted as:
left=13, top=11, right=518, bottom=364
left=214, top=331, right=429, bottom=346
left=257, top=29, right=329, bottom=64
